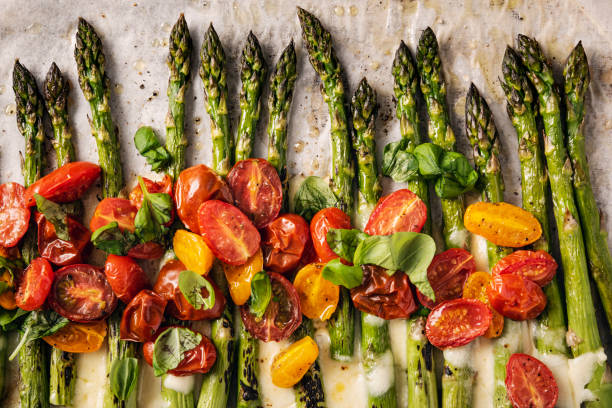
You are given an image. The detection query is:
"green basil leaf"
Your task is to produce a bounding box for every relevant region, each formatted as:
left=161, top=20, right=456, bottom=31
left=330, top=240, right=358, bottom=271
left=382, top=140, right=420, bottom=182
left=110, top=357, right=139, bottom=400
left=414, top=143, right=444, bottom=179
left=390, top=232, right=436, bottom=300
left=152, top=327, right=202, bottom=377
left=321, top=258, right=363, bottom=289
left=134, top=126, right=171, bottom=172
left=249, top=272, right=271, bottom=318
left=0, top=308, right=28, bottom=331
left=435, top=176, right=467, bottom=199
left=91, top=222, right=136, bottom=255
left=138, top=177, right=172, bottom=226
left=9, top=310, right=69, bottom=361
left=178, top=270, right=215, bottom=311
left=353, top=235, right=397, bottom=271
left=326, top=228, right=367, bottom=261
left=134, top=201, right=161, bottom=243
left=293, top=176, right=339, bottom=221
left=440, top=151, right=478, bottom=188
left=35, top=193, right=70, bottom=241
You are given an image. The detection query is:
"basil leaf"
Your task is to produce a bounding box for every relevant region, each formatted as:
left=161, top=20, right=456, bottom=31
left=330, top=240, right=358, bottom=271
left=134, top=200, right=162, bottom=243
left=91, top=222, right=137, bottom=255
left=178, top=270, right=215, bottom=311
left=249, top=272, right=271, bottom=318
left=293, top=176, right=338, bottom=221
left=9, top=310, right=69, bottom=360
left=138, top=177, right=172, bottom=226
left=382, top=140, right=420, bottom=182
left=110, top=357, right=139, bottom=400
left=134, top=126, right=171, bottom=172
left=321, top=258, right=363, bottom=289
left=435, top=176, right=468, bottom=199
left=326, top=228, right=367, bottom=261
left=35, top=193, right=70, bottom=241
left=414, top=143, right=444, bottom=179
left=0, top=308, right=28, bottom=331
left=152, top=327, right=202, bottom=377
left=353, top=235, right=397, bottom=271
left=440, top=151, right=478, bottom=189
left=390, top=232, right=436, bottom=300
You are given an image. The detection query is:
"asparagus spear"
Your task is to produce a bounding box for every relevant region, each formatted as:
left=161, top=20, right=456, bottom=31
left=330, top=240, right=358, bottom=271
left=235, top=317, right=261, bottom=408
left=235, top=32, right=267, bottom=163
left=0, top=330, right=6, bottom=400
left=49, top=350, right=76, bottom=406
left=292, top=319, right=326, bottom=408
left=298, top=7, right=355, bottom=362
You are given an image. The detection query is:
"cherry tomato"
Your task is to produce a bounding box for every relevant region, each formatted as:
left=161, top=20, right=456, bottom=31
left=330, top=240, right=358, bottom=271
left=153, top=259, right=225, bottom=321
left=350, top=264, right=418, bottom=319
left=364, top=189, right=427, bottom=236
left=262, top=214, right=311, bottom=274
left=506, top=353, right=559, bottom=408
left=417, top=248, right=476, bottom=309
left=293, top=263, right=339, bottom=320
left=129, top=174, right=174, bottom=226
left=492, top=250, right=557, bottom=287
left=462, top=271, right=504, bottom=338
left=142, top=326, right=217, bottom=376
left=271, top=336, right=319, bottom=388
left=0, top=270, right=16, bottom=310
left=310, top=207, right=352, bottom=263
left=24, top=161, right=101, bottom=206
left=227, top=159, right=283, bottom=229
left=36, top=212, right=91, bottom=266
left=104, top=254, right=150, bottom=303
left=90, top=198, right=138, bottom=233
left=198, top=200, right=260, bottom=266
left=0, top=182, right=30, bottom=248
left=120, top=290, right=167, bottom=342
left=43, top=320, right=107, bottom=353
left=223, top=248, right=264, bottom=306
left=240, top=272, right=302, bottom=342
left=487, top=273, right=547, bottom=321
left=425, top=298, right=492, bottom=349
left=48, top=264, right=118, bottom=322
left=174, top=164, right=232, bottom=234
left=15, top=257, right=54, bottom=311
left=173, top=229, right=214, bottom=276
left=127, top=242, right=165, bottom=260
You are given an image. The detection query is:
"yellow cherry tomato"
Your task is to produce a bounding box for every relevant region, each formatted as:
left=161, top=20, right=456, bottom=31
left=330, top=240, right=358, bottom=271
left=223, top=248, right=263, bottom=306
left=463, top=271, right=504, bottom=338
left=43, top=320, right=107, bottom=353
left=271, top=336, right=319, bottom=388
left=173, top=229, right=215, bottom=275
left=293, top=263, right=339, bottom=321
left=0, top=270, right=16, bottom=310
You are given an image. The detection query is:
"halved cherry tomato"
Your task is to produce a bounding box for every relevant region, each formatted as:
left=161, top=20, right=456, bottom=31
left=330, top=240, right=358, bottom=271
left=223, top=248, right=263, bottom=306
left=129, top=174, right=174, bottom=226
left=89, top=198, right=138, bottom=233
left=240, top=272, right=302, bottom=342
left=262, top=214, right=310, bottom=274
left=425, top=298, right=492, bottom=348
left=15, top=257, right=54, bottom=311
left=492, top=250, right=557, bottom=287
left=462, top=271, right=504, bottom=338
left=417, top=248, right=476, bottom=309
left=173, top=229, right=214, bottom=276
left=271, top=336, right=319, bottom=388
left=104, top=254, right=150, bottom=303
left=227, top=159, right=283, bottom=229
left=350, top=264, right=418, bottom=319
left=364, top=189, right=427, bottom=236
left=464, top=202, right=542, bottom=247
left=142, top=326, right=217, bottom=376
left=36, top=212, right=91, bottom=266
left=43, top=320, right=107, bottom=353
left=48, top=264, right=118, bottom=322
left=153, top=259, right=225, bottom=321
left=174, top=164, right=232, bottom=234
left=127, top=242, right=165, bottom=260
left=487, top=273, right=547, bottom=320
left=293, top=263, right=339, bottom=320
left=310, top=207, right=352, bottom=263
left=120, top=290, right=166, bottom=342
left=198, top=200, right=260, bottom=266
left=506, top=353, right=559, bottom=408
left=24, top=161, right=101, bottom=206
left=0, top=269, right=16, bottom=310
left=0, top=182, right=30, bottom=248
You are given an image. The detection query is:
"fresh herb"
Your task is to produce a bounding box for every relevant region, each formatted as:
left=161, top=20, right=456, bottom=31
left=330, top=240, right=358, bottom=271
left=390, top=232, right=436, bottom=299
left=9, top=310, right=69, bottom=360
left=152, top=327, right=202, bottom=376
left=249, top=272, right=271, bottom=318
left=35, top=193, right=70, bottom=240
left=0, top=308, right=28, bottom=331
left=326, top=228, right=367, bottom=261
left=134, top=126, right=172, bottom=172
left=110, top=357, right=139, bottom=400
left=413, top=142, right=445, bottom=178
left=322, top=258, right=364, bottom=289
left=178, top=270, right=215, bottom=311
left=353, top=235, right=397, bottom=272
left=381, top=140, right=420, bottom=182
left=293, top=176, right=339, bottom=221
left=134, top=177, right=172, bottom=244
left=91, top=221, right=138, bottom=256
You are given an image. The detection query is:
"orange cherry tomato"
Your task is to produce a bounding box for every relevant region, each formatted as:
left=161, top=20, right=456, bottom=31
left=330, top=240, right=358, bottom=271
left=43, top=320, right=108, bottom=353
left=36, top=212, right=91, bottom=266
left=104, top=254, right=150, bottom=303
left=0, top=270, right=16, bottom=310
left=492, top=250, right=557, bottom=287
left=425, top=298, right=492, bottom=349
left=462, top=271, right=504, bottom=338
left=310, top=207, right=352, bottom=263
left=293, top=263, right=339, bottom=321
left=271, top=336, right=319, bottom=388
left=487, top=273, right=547, bottom=321
left=223, top=248, right=263, bottom=306
left=173, top=229, right=215, bottom=276
left=89, top=198, right=138, bottom=233
left=505, top=353, right=559, bottom=408
left=365, top=189, right=427, bottom=236
left=120, top=290, right=167, bottom=342
left=0, top=182, right=30, bottom=248
left=262, top=214, right=311, bottom=274
left=15, top=257, right=54, bottom=311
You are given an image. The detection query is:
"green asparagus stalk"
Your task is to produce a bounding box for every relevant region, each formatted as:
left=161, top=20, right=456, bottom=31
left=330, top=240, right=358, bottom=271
left=19, top=339, right=49, bottom=408
left=361, top=314, right=396, bottom=408
left=0, top=329, right=6, bottom=400
left=161, top=381, right=194, bottom=408
left=105, top=309, right=139, bottom=408
left=235, top=317, right=261, bottom=408
left=292, top=319, right=326, bottom=408
left=49, top=349, right=76, bottom=406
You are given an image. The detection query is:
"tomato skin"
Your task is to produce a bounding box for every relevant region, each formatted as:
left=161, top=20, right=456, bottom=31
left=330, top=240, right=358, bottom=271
left=43, top=320, right=107, bottom=353
left=36, top=212, right=91, bottom=266
left=425, top=298, right=492, bottom=349
left=240, top=272, right=302, bottom=342
left=487, top=273, right=547, bottom=321
left=0, top=182, right=30, bottom=248
left=365, top=189, right=427, bottom=236
left=90, top=198, right=138, bottom=233
left=262, top=214, right=311, bottom=274
left=293, top=263, right=339, bottom=320
left=271, top=336, right=319, bottom=388
left=505, top=353, right=559, bottom=408
left=223, top=248, right=263, bottom=306
left=129, top=175, right=174, bottom=226
left=127, top=242, right=165, bottom=260
left=104, top=255, right=150, bottom=303
left=492, top=250, right=557, bottom=287
left=15, top=257, right=54, bottom=311
left=120, top=290, right=167, bottom=342
left=153, top=259, right=225, bottom=321
left=310, top=207, right=352, bottom=263
left=174, top=164, right=232, bottom=234
left=24, top=161, right=101, bottom=206
left=462, top=271, right=504, bottom=338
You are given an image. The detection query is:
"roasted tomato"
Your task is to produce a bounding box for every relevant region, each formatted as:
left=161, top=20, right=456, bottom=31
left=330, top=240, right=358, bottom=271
left=120, top=290, right=167, bottom=342
left=425, top=298, right=492, bottom=348
left=198, top=200, right=260, bottom=265
left=174, top=164, right=232, bottom=234
left=15, top=257, right=54, bottom=311
left=36, top=212, right=91, bottom=266
left=104, top=254, right=150, bottom=303
left=173, top=229, right=214, bottom=276
left=48, top=264, right=118, bottom=322
left=416, top=248, right=476, bottom=309
left=0, top=182, right=30, bottom=247
left=310, top=207, right=352, bottom=263
left=223, top=248, right=264, bottom=306
left=492, top=250, right=558, bottom=287
left=43, top=320, right=107, bottom=353
left=227, top=159, right=283, bottom=229
left=153, top=259, right=225, bottom=321
left=129, top=174, right=174, bottom=226
left=350, top=264, right=418, bottom=319
left=0, top=270, right=16, bottom=310
left=462, top=271, right=504, bottom=338
left=487, top=273, right=546, bottom=320
left=240, top=272, right=302, bottom=342
left=293, top=263, right=339, bottom=320
left=90, top=198, right=138, bottom=233
left=505, top=353, right=559, bottom=408
left=142, top=326, right=217, bottom=376
left=24, top=161, right=101, bottom=206
left=262, top=214, right=311, bottom=274
left=127, top=242, right=165, bottom=260
left=271, top=336, right=319, bottom=388
left=365, top=189, right=427, bottom=236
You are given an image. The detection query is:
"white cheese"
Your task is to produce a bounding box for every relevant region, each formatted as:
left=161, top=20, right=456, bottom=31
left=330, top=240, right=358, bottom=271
left=257, top=339, right=298, bottom=408
left=472, top=337, right=495, bottom=408
left=73, top=346, right=108, bottom=408
left=531, top=351, right=573, bottom=408
left=138, top=362, right=167, bottom=408
left=442, top=342, right=474, bottom=369
left=163, top=374, right=195, bottom=394
left=568, top=348, right=608, bottom=404
left=363, top=313, right=386, bottom=327
left=364, top=350, right=395, bottom=397
left=470, top=232, right=490, bottom=272
left=389, top=319, right=409, bottom=407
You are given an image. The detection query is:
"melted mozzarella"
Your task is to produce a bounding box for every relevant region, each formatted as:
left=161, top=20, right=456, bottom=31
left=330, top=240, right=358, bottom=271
left=472, top=337, right=495, bottom=408
left=73, top=346, right=108, bottom=408
left=257, top=340, right=298, bottom=408
left=389, top=319, right=409, bottom=407
left=532, top=352, right=573, bottom=407
left=364, top=350, right=394, bottom=397
left=442, top=343, right=474, bottom=369
left=568, top=348, right=608, bottom=404
left=138, top=363, right=167, bottom=408
left=163, top=374, right=195, bottom=394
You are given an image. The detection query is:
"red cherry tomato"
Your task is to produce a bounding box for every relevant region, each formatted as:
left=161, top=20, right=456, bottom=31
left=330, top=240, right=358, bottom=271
left=104, top=255, right=150, bottom=303
left=416, top=248, right=476, bottom=309
left=350, top=264, right=418, bottom=319
left=36, top=212, right=91, bottom=266
left=425, top=298, right=492, bottom=349
left=197, top=200, right=260, bottom=266
left=505, top=353, right=559, bottom=408
left=0, top=182, right=30, bottom=248
left=129, top=175, right=174, bottom=226
left=492, top=250, right=558, bottom=287
left=120, top=290, right=166, bottom=342
left=487, top=273, right=547, bottom=320
left=174, top=164, right=232, bottom=234
left=364, top=189, right=427, bottom=236
left=153, top=259, right=225, bottom=321
left=261, top=214, right=311, bottom=274
left=24, top=162, right=101, bottom=206
left=89, top=198, right=138, bottom=233
left=142, top=326, right=217, bottom=376
left=15, top=257, right=54, bottom=311
left=127, top=242, right=165, bottom=260
left=48, top=264, right=118, bottom=322
left=240, top=272, right=302, bottom=342
left=227, top=159, right=283, bottom=229
left=310, top=207, right=352, bottom=263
